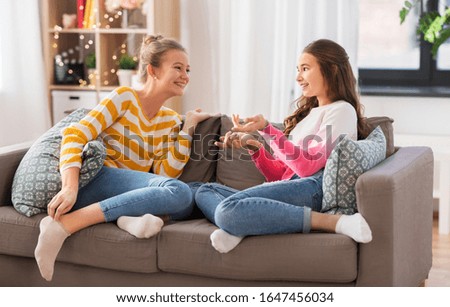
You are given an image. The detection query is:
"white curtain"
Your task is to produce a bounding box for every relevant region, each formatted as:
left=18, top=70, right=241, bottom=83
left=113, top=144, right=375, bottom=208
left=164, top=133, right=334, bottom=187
left=180, top=0, right=359, bottom=122
left=0, top=0, right=50, bottom=147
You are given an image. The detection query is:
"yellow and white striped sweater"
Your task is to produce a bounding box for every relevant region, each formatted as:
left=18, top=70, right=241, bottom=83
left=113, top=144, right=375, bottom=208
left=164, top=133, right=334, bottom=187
left=60, top=86, right=192, bottom=178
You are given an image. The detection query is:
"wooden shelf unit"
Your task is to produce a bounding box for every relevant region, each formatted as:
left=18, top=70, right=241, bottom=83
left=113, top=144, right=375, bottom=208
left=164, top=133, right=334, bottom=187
left=41, top=0, right=181, bottom=124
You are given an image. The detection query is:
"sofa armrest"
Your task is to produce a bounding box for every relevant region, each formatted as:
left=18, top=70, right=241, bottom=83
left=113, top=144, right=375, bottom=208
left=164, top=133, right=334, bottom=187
left=0, top=144, right=29, bottom=206
left=355, top=146, right=433, bottom=286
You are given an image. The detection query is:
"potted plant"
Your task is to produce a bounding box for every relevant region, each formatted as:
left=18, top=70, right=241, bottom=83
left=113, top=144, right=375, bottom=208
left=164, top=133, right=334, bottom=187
left=85, top=52, right=96, bottom=86
left=400, top=0, right=450, bottom=58
left=116, top=53, right=138, bottom=86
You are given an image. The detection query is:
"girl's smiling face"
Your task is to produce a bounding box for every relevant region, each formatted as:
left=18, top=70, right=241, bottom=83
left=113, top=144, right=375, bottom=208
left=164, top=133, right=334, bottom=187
left=296, top=52, right=331, bottom=105
left=153, top=49, right=190, bottom=96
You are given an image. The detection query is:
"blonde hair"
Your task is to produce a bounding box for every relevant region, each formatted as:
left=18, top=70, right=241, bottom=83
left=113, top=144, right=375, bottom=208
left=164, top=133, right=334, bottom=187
left=138, top=35, right=186, bottom=83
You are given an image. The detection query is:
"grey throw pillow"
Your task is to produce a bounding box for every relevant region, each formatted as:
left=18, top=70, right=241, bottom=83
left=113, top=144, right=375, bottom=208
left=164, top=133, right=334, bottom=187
left=321, top=126, right=386, bottom=215
left=11, top=108, right=106, bottom=217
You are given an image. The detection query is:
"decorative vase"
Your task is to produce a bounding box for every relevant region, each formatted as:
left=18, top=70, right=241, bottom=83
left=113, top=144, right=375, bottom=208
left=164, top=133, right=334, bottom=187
left=121, top=8, right=145, bottom=28
left=121, top=9, right=129, bottom=28
left=117, top=69, right=135, bottom=87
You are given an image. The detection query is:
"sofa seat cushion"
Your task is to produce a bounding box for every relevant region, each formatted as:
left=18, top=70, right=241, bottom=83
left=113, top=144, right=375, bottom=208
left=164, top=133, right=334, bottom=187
left=158, top=219, right=358, bottom=283
left=0, top=206, right=158, bottom=273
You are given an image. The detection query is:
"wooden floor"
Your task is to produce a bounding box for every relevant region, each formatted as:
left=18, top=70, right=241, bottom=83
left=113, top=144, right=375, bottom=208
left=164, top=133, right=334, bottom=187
left=425, top=215, right=450, bottom=287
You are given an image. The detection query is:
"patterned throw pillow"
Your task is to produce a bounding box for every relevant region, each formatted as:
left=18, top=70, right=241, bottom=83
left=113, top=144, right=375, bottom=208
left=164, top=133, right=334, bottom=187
left=11, top=108, right=106, bottom=217
left=321, top=126, right=386, bottom=215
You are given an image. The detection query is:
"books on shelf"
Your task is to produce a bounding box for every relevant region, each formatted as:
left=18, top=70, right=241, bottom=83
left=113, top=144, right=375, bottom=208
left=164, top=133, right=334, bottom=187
left=82, top=0, right=96, bottom=29
left=77, top=0, right=86, bottom=28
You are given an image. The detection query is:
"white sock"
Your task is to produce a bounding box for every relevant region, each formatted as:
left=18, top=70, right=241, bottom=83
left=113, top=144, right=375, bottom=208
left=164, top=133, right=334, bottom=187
left=117, top=214, right=164, bottom=239
left=34, top=216, right=70, bottom=281
left=210, top=229, right=244, bottom=253
left=335, top=213, right=372, bottom=243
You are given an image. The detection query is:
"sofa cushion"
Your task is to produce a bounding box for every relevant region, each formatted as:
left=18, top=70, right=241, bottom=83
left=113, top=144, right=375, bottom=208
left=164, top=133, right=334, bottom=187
left=158, top=219, right=358, bottom=283
left=178, top=116, right=222, bottom=183
left=321, top=126, right=386, bottom=215
left=0, top=206, right=159, bottom=273
left=365, top=116, right=394, bottom=157
left=11, top=109, right=106, bottom=217
left=215, top=116, right=266, bottom=190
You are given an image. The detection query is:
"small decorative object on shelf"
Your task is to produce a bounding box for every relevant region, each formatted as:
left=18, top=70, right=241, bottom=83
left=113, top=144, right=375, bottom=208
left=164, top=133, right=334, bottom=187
left=54, top=46, right=85, bottom=85
left=104, top=0, right=147, bottom=28
left=116, top=53, right=138, bottom=86
left=62, top=14, right=77, bottom=29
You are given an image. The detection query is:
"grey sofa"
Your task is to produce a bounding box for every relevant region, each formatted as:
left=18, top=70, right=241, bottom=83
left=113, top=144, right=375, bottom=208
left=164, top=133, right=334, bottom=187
left=0, top=116, right=433, bottom=286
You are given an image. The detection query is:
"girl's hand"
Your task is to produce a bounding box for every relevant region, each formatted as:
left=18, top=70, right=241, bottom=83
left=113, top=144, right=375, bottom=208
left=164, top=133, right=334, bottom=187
left=47, top=186, right=78, bottom=221
left=215, top=131, right=262, bottom=151
left=183, top=109, right=214, bottom=135
left=231, top=114, right=268, bottom=132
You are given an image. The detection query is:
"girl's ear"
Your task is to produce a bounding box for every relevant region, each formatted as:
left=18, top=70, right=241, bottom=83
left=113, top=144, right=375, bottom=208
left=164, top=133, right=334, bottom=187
left=147, top=65, right=157, bottom=79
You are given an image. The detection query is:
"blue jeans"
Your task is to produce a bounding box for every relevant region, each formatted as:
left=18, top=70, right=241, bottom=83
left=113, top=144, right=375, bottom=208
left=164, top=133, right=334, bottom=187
left=194, top=171, right=323, bottom=237
left=72, top=166, right=193, bottom=222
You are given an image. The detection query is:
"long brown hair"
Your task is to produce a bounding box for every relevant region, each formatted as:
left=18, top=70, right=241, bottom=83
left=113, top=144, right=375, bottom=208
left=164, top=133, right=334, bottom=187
left=284, top=39, right=369, bottom=139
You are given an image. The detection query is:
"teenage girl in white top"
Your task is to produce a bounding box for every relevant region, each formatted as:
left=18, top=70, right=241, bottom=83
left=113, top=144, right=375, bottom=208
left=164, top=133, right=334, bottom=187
left=195, top=39, right=373, bottom=253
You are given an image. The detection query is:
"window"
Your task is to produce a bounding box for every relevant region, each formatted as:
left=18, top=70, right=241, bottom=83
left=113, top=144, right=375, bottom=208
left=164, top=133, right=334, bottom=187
left=358, top=0, right=450, bottom=89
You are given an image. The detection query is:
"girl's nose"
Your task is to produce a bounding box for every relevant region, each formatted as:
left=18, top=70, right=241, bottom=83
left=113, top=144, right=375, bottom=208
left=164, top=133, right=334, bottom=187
left=182, top=72, right=190, bottom=82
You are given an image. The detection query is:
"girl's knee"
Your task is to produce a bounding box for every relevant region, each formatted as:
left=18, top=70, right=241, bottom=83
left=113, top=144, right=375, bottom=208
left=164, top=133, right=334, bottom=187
left=178, top=181, right=194, bottom=203
left=214, top=202, right=237, bottom=233
left=194, top=182, right=212, bottom=195
left=164, top=179, right=193, bottom=212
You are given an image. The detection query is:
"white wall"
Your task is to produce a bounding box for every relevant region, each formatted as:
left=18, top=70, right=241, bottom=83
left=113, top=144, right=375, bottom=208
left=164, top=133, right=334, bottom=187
left=361, top=95, right=450, bottom=212
left=0, top=1, right=51, bottom=148
left=361, top=95, right=450, bottom=136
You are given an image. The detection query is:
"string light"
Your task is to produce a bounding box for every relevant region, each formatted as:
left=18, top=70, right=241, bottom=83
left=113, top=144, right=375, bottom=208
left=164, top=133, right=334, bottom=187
left=50, top=6, right=146, bottom=88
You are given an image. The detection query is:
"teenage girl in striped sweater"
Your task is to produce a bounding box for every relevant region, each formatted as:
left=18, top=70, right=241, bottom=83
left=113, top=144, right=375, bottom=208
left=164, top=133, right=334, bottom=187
left=194, top=39, right=373, bottom=253
left=34, top=35, right=211, bottom=281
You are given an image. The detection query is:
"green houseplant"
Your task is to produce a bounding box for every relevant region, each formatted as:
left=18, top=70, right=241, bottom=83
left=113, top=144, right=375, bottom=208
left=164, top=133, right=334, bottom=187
left=85, top=52, right=96, bottom=86
left=117, top=53, right=138, bottom=86
left=85, top=52, right=96, bottom=69
left=400, top=0, right=450, bottom=58
left=118, top=53, right=138, bottom=70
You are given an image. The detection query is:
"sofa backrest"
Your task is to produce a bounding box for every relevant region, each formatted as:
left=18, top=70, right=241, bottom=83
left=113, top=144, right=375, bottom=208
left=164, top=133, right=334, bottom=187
left=0, top=147, right=28, bottom=206
left=179, top=115, right=395, bottom=191
left=0, top=115, right=394, bottom=204
left=178, top=116, right=222, bottom=183
left=365, top=116, right=395, bottom=157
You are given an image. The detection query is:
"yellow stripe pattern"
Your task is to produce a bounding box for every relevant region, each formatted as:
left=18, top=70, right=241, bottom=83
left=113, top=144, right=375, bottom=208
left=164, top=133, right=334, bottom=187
left=60, top=86, right=192, bottom=178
